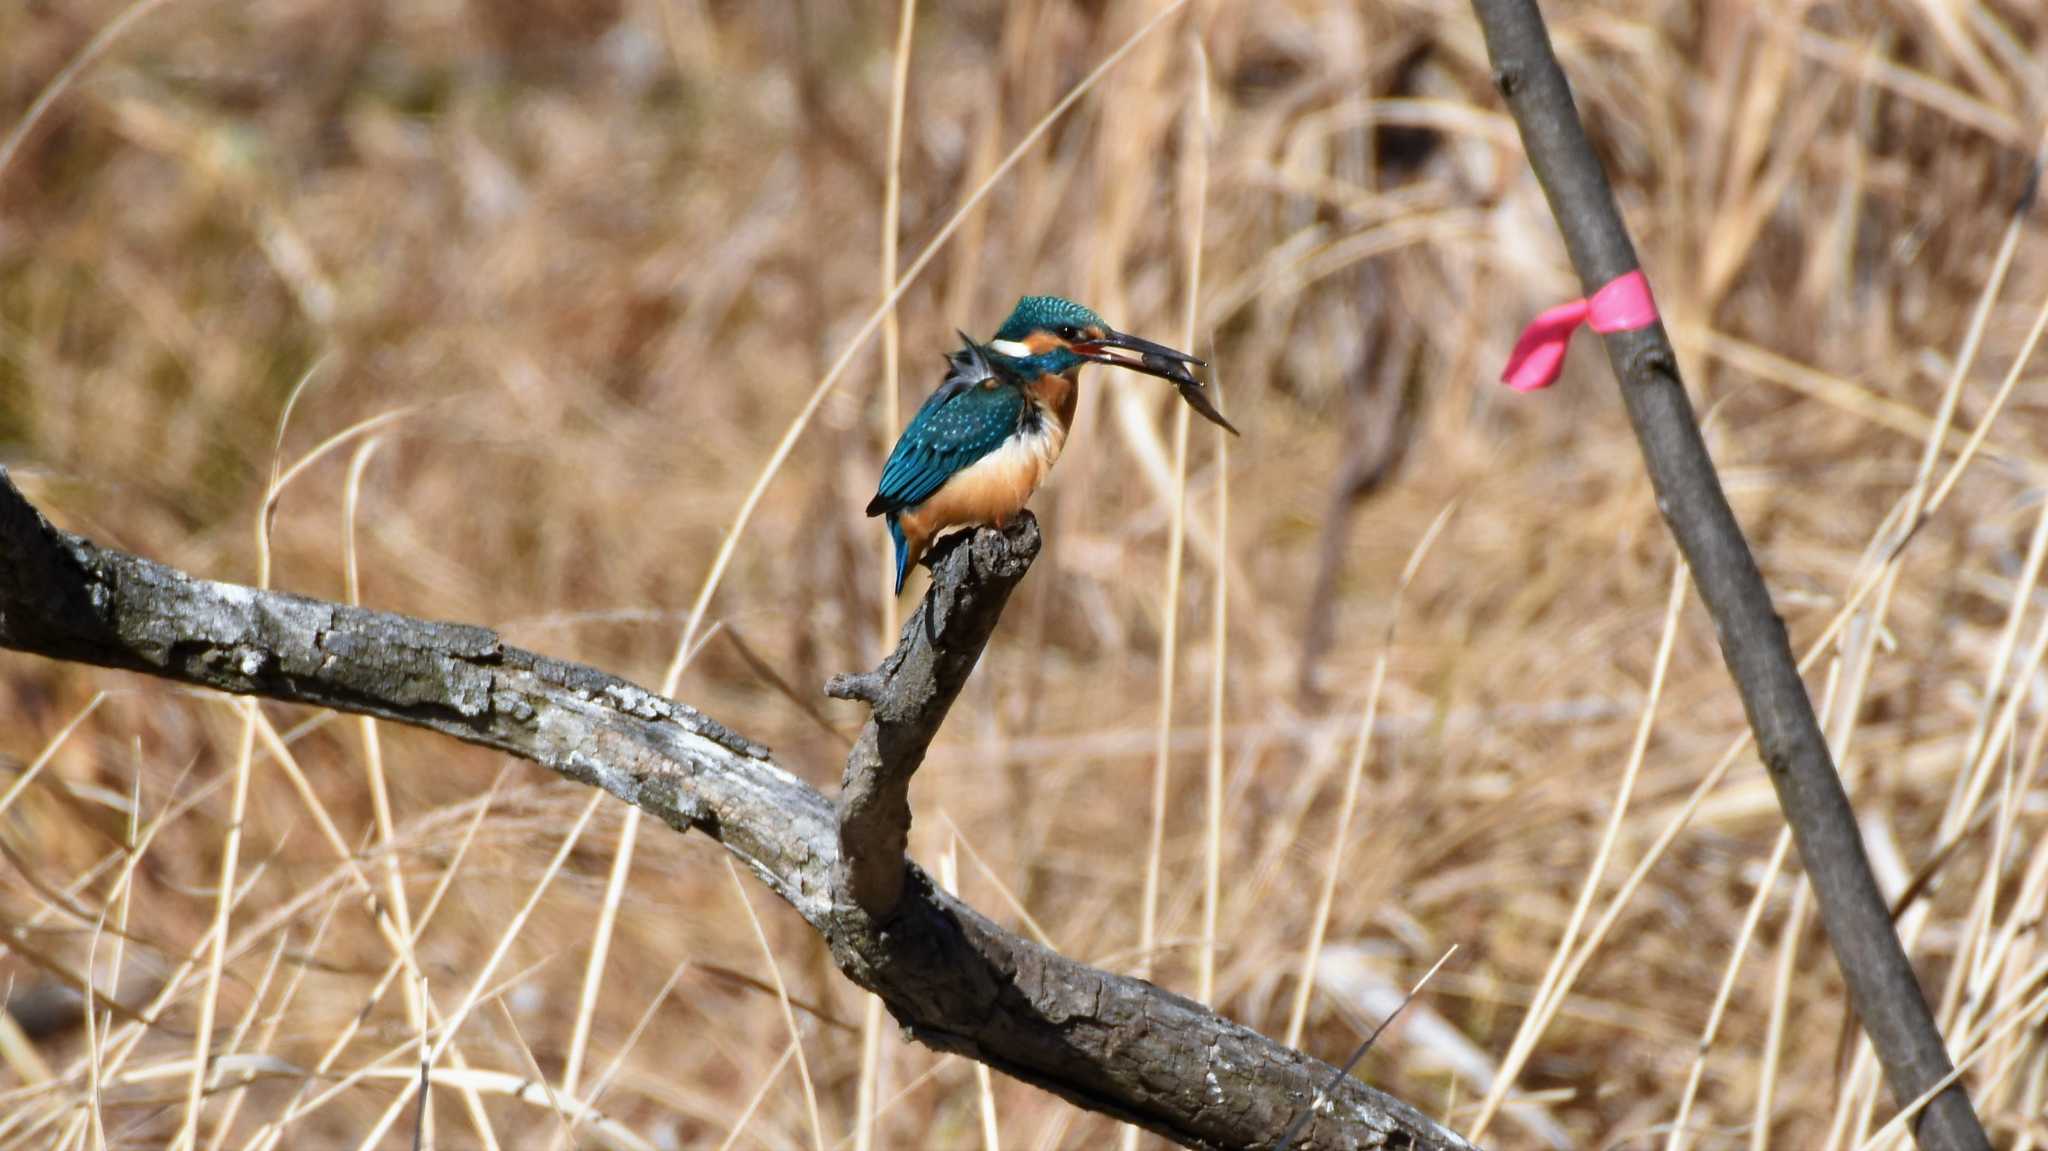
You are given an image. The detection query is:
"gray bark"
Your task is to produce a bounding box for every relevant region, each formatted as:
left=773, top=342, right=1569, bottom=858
left=0, top=469, right=1473, bottom=1151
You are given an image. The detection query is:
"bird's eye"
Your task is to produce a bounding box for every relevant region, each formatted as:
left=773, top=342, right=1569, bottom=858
left=1057, top=325, right=1080, bottom=340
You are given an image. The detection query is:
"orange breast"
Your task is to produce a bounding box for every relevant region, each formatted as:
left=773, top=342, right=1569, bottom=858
left=1028, top=371, right=1078, bottom=432
left=898, top=419, right=1067, bottom=544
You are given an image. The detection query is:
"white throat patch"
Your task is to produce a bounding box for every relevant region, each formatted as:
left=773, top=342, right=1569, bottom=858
left=988, top=338, right=1033, bottom=358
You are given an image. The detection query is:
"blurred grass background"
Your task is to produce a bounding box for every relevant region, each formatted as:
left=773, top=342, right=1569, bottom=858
left=6, top=1, right=2048, bottom=1147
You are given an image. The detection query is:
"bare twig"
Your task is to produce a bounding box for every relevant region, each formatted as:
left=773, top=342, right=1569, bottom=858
left=0, top=470, right=1471, bottom=1151
left=1467, top=3, right=1991, bottom=1149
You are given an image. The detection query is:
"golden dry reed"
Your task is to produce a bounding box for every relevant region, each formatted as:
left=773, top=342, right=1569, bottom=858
left=4, top=2, right=2048, bottom=1148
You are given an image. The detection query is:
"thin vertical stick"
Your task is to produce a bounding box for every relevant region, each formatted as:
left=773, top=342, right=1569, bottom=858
left=862, top=6, right=918, bottom=1145
left=877, top=0, right=917, bottom=631
left=1754, top=880, right=1814, bottom=1151
left=855, top=997, right=887, bottom=1151
left=1136, top=389, right=1191, bottom=992
left=1666, top=827, right=1795, bottom=1151
left=1468, top=559, right=1688, bottom=1136
left=82, top=912, right=106, bottom=1151
left=1178, top=36, right=1224, bottom=1010
left=342, top=438, right=429, bottom=1067
left=100, top=740, right=142, bottom=1083
left=940, top=839, right=1002, bottom=1150
left=724, top=858, right=827, bottom=1151
left=175, top=705, right=255, bottom=1151
left=1199, top=419, right=1227, bottom=1001
left=1133, top=37, right=1214, bottom=1013
left=1284, top=505, right=1452, bottom=1048
left=560, top=808, right=637, bottom=1106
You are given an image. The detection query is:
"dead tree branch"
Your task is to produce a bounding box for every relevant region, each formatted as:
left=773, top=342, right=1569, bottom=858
left=1469, top=2, right=1990, bottom=1148
left=0, top=469, right=1472, bottom=1151
left=825, top=517, right=1038, bottom=919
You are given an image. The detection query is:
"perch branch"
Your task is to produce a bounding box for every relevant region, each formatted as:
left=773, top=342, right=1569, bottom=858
left=0, top=469, right=1472, bottom=1151
left=1469, top=3, right=1990, bottom=1149
left=826, top=517, right=1039, bottom=919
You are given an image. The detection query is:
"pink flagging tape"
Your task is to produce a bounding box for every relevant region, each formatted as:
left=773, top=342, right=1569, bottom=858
left=1500, top=269, right=1659, bottom=393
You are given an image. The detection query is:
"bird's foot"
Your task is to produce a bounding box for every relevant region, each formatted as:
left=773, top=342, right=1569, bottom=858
left=922, top=526, right=979, bottom=573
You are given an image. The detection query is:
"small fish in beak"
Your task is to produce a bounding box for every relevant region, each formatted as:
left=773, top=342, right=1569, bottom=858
left=1142, top=351, right=1240, bottom=437
left=1076, top=329, right=1240, bottom=436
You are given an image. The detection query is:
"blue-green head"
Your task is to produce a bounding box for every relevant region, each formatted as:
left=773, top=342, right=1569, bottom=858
left=984, top=295, right=1206, bottom=386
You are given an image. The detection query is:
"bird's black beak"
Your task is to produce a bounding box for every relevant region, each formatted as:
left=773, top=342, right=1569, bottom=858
left=1076, top=329, right=1239, bottom=436
left=1074, top=329, right=1206, bottom=377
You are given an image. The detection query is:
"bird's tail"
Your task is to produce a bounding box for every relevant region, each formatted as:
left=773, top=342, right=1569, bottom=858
left=888, top=515, right=910, bottom=595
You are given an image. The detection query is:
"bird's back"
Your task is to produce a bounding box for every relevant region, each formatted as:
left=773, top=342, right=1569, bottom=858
left=866, top=345, right=1027, bottom=517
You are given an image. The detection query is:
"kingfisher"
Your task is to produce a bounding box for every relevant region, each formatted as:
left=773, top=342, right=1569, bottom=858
left=867, top=295, right=1233, bottom=594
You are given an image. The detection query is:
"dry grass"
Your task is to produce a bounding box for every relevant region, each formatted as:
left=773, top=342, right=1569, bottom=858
left=6, top=1, right=2048, bottom=1147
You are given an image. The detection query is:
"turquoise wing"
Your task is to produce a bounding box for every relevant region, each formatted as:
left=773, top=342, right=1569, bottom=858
left=866, top=378, right=1024, bottom=516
